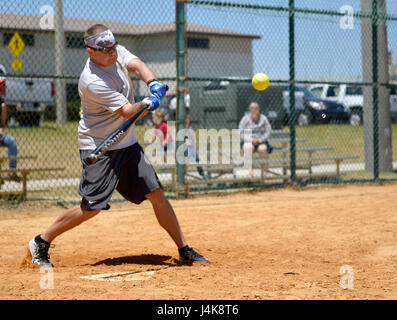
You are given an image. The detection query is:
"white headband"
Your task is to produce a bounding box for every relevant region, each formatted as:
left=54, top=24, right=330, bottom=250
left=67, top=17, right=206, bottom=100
left=84, top=29, right=116, bottom=49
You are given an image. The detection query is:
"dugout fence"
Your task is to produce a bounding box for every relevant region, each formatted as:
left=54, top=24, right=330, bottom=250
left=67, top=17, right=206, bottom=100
left=0, top=0, right=396, bottom=205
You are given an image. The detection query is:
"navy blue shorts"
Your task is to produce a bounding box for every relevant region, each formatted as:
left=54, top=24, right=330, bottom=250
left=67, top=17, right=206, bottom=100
left=79, top=143, right=162, bottom=211
left=240, top=141, right=273, bottom=154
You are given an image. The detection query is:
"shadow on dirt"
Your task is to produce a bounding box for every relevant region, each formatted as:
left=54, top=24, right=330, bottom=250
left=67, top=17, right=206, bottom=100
left=91, top=254, right=180, bottom=267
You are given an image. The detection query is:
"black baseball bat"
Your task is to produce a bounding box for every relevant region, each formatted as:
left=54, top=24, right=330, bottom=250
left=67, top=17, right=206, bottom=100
left=84, top=104, right=149, bottom=165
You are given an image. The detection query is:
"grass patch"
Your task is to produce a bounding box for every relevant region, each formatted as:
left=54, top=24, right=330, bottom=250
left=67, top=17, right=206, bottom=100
left=1, top=121, right=396, bottom=203
left=296, top=123, right=397, bottom=164
left=0, top=121, right=153, bottom=179
left=2, top=122, right=397, bottom=176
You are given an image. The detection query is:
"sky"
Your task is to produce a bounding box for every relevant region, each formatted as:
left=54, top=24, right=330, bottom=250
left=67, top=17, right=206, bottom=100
left=1, top=0, right=397, bottom=81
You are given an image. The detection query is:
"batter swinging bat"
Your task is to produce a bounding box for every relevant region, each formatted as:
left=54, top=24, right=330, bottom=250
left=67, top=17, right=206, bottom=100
left=85, top=82, right=168, bottom=165
left=84, top=103, right=150, bottom=165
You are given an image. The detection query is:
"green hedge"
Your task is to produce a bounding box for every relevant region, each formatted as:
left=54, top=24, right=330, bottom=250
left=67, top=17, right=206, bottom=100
left=44, top=99, right=81, bottom=121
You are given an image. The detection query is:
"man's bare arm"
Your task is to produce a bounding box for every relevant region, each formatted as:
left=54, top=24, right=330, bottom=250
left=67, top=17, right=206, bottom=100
left=127, top=58, right=156, bottom=84
left=114, top=101, right=148, bottom=119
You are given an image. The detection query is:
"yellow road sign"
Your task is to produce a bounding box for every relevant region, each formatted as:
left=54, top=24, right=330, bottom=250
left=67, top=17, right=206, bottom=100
left=11, top=59, right=22, bottom=71
left=8, top=32, right=25, bottom=58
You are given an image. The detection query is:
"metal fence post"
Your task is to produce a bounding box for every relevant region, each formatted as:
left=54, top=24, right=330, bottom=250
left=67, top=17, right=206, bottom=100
left=176, top=0, right=186, bottom=197
left=372, top=0, right=379, bottom=181
left=289, top=0, right=296, bottom=182
left=55, top=0, right=66, bottom=125
left=362, top=0, right=391, bottom=176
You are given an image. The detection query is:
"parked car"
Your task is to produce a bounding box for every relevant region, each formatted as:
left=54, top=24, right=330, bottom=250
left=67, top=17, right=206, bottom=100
left=282, top=85, right=306, bottom=125
left=284, top=85, right=350, bottom=125
left=309, top=84, right=397, bottom=126
left=0, top=64, right=55, bottom=126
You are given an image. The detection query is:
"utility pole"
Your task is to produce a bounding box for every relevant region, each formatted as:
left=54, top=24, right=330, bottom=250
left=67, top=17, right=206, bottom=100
left=55, top=0, right=67, bottom=125
left=361, top=0, right=392, bottom=173
left=175, top=0, right=186, bottom=197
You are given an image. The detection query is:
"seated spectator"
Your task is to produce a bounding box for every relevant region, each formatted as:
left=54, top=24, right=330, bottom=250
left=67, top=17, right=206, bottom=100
left=0, top=96, right=21, bottom=182
left=238, top=101, right=273, bottom=178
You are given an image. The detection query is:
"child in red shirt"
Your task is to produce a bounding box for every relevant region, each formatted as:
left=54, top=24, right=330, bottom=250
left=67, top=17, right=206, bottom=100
left=148, top=109, right=173, bottom=157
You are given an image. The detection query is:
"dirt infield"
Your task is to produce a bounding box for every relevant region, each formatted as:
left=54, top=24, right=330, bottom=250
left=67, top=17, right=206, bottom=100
left=0, top=183, right=396, bottom=300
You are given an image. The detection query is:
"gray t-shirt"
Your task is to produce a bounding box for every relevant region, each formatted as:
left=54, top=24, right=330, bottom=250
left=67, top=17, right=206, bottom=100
left=238, top=113, right=272, bottom=142
left=78, top=44, right=138, bottom=150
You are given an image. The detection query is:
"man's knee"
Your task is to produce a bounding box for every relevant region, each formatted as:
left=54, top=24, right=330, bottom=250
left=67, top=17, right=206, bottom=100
left=145, top=187, right=165, bottom=202
left=4, top=135, right=17, bottom=148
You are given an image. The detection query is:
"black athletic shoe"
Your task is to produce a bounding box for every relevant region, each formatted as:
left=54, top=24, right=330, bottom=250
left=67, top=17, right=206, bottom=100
left=28, top=235, right=53, bottom=267
left=178, top=245, right=210, bottom=264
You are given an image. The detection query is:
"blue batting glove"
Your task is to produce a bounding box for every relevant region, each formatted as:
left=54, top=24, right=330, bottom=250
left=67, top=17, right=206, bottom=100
left=147, top=79, right=168, bottom=98
left=142, top=94, right=160, bottom=111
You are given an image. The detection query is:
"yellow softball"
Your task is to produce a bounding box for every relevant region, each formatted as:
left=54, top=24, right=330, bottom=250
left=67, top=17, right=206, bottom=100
left=252, top=73, right=270, bottom=91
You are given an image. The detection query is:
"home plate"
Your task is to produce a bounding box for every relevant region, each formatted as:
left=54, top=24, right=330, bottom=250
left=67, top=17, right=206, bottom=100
left=81, top=270, right=156, bottom=282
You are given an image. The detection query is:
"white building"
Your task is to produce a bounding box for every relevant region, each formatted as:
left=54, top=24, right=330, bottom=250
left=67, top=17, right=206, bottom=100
left=0, top=13, right=259, bottom=96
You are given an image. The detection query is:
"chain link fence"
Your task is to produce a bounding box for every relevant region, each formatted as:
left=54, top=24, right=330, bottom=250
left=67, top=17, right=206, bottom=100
left=0, top=0, right=178, bottom=205
left=0, top=0, right=396, bottom=206
left=181, top=0, right=397, bottom=196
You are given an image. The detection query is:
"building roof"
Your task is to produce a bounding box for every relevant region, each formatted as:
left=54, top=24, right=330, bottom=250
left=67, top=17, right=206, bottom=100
left=0, top=13, right=260, bottom=39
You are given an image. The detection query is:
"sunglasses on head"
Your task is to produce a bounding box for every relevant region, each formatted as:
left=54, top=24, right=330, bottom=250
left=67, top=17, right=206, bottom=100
left=87, top=42, right=118, bottom=54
